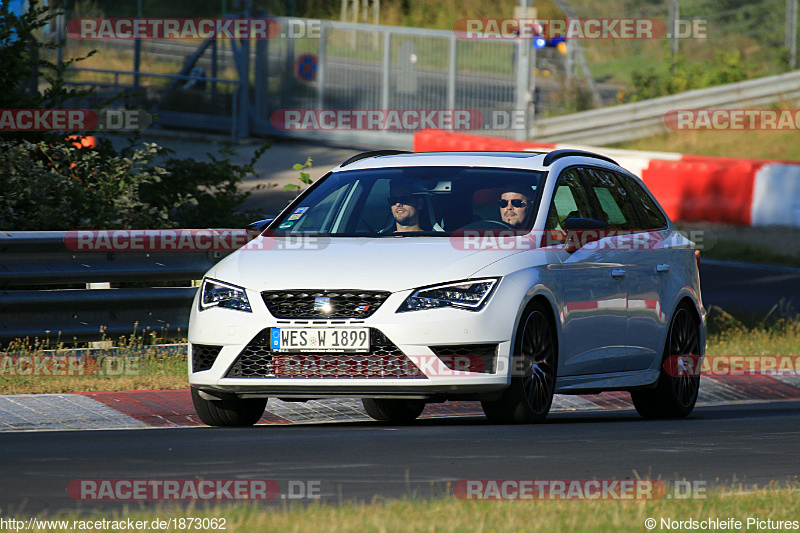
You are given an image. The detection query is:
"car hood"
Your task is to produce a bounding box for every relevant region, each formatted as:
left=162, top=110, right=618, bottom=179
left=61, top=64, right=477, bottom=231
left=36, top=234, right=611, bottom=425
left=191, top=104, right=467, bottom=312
left=208, top=236, right=524, bottom=292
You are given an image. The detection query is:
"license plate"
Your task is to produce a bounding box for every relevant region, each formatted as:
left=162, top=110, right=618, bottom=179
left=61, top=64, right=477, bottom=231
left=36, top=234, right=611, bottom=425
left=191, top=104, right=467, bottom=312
left=270, top=328, right=370, bottom=352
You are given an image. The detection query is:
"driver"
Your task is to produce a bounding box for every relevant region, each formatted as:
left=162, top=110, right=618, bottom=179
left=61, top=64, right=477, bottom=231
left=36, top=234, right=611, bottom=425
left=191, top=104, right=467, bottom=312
left=499, top=184, right=534, bottom=229
left=388, top=182, right=426, bottom=232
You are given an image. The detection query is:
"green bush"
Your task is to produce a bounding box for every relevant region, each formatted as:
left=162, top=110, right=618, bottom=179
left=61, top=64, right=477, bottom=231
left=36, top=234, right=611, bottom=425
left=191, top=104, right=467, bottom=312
left=0, top=1, right=269, bottom=230
left=0, top=140, right=175, bottom=230
left=629, top=51, right=750, bottom=101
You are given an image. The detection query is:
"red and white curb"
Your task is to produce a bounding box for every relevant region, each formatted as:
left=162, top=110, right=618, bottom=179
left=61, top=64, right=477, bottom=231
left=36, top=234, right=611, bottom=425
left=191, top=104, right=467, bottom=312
left=413, top=130, right=800, bottom=227
left=1, top=375, right=799, bottom=432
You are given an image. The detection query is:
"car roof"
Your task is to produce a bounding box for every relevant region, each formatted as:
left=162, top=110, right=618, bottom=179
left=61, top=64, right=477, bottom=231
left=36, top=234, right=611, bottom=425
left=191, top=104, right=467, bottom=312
left=332, top=150, right=621, bottom=173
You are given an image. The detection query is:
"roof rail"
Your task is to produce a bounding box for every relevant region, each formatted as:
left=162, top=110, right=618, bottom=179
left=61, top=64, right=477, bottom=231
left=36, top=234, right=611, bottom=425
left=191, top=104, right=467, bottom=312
left=339, top=150, right=413, bottom=167
left=542, top=149, right=618, bottom=167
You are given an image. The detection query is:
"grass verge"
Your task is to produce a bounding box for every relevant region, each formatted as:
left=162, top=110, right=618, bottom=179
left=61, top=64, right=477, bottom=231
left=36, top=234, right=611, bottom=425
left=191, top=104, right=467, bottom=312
left=5, top=485, right=800, bottom=532
left=615, top=127, right=800, bottom=162
left=0, top=342, right=188, bottom=395
left=706, top=307, right=800, bottom=356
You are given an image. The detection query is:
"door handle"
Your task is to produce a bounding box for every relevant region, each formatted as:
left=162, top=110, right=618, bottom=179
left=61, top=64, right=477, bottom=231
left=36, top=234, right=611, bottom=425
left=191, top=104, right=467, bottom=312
left=611, top=269, right=626, bottom=278
left=656, top=264, right=671, bottom=273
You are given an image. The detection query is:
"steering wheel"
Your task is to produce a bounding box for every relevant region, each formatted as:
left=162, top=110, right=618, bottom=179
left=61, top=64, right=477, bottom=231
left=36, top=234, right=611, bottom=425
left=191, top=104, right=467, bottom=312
left=459, top=219, right=514, bottom=230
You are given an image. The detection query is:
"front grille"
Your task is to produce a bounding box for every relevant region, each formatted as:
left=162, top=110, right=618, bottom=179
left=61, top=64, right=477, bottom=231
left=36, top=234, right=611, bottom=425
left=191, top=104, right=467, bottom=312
left=430, top=344, right=498, bottom=374
left=261, top=290, right=390, bottom=319
left=191, top=344, right=223, bottom=372
left=225, top=328, right=425, bottom=379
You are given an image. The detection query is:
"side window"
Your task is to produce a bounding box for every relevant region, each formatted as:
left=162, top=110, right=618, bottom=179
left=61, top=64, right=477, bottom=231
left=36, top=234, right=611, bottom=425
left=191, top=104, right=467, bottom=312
left=617, top=173, right=668, bottom=230
left=545, top=169, right=594, bottom=230
left=289, top=181, right=351, bottom=232
left=579, top=168, right=640, bottom=230
left=355, top=179, right=393, bottom=232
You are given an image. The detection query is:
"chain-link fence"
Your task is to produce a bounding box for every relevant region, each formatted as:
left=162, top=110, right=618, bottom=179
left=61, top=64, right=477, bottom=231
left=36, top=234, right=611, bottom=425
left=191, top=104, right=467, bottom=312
left=44, top=0, right=800, bottom=141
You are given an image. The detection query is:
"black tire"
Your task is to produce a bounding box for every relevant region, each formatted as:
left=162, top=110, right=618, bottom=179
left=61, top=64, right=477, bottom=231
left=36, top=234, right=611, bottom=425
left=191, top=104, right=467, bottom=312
left=191, top=387, right=267, bottom=427
left=481, top=301, right=557, bottom=423
left=362, top=398, right=425, bottom=423
left=631, top=305, right=701, bottom=419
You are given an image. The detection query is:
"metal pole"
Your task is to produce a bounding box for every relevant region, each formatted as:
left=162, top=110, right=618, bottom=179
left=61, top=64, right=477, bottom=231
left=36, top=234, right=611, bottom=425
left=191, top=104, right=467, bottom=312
left=669, top=0, right=679, bottom=69
left=447, top=34, right=457, bottom=116
left=211, top=40, right=218, bottom=99
left=56, top=8, right=64, bottom=66
left=514, top=0, right=531, bottom=140
left=787, top=0, right=798, bottom=69
left=317, top=24, right=327, bottom=112
left=134, top=0, right=142, bottom=92
left=381, top=30, right=390, bottom=111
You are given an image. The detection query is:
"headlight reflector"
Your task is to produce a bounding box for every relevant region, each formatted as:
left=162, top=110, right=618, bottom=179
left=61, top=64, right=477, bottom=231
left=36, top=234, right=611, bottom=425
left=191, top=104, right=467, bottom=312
left=397, top=278, right=499, bottom=312
left=199, top=278, right=252, bottom=312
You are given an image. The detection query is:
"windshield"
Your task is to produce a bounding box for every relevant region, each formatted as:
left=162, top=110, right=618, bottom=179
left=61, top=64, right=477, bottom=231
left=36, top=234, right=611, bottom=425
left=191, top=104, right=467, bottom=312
left=271, top=166, right=545, bottom=237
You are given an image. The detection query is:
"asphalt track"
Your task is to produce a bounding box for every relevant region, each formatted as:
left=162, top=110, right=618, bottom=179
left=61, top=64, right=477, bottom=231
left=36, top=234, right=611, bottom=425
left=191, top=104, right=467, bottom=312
left=1, top=258, right=798, bottom=514
left=2, top=400, right=800, bottom=513
left=700, top=259, right=800, bottom=316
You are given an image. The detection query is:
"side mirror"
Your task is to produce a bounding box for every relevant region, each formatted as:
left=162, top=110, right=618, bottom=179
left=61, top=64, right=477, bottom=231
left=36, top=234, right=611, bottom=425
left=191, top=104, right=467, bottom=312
left=563, top=217, right=610, bottom=231
left=246, top=218, right=275, bottom=241
left=246, top=218, right=275, bottom=231
left=562, top=217, right=611, bottom=253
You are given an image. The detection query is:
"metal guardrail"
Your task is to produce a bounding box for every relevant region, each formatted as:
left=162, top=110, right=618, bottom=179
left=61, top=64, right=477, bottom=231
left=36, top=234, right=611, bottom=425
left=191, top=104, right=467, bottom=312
left=0, top=231, right=234, bottom=344
left=532, top=70, right=800, bottom=145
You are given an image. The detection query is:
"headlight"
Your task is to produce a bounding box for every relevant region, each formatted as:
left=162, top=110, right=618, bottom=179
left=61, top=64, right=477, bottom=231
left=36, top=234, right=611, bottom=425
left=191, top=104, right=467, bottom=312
left=199, top=278, right=252, bottom=312
left=397, top=278, right=499, bottom=312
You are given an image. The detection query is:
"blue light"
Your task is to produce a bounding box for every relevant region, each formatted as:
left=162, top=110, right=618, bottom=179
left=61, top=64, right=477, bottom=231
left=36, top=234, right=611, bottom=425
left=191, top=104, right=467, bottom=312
left=533, top=36, right=547, bottom=49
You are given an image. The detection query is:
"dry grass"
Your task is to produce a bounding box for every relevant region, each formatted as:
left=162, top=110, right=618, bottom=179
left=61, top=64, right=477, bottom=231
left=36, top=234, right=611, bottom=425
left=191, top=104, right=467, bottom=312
left=0, top=342, right=188, bottom=395
left=9, top=485, right=800, bottom=532
left=616, top=123, right=800, bottom=162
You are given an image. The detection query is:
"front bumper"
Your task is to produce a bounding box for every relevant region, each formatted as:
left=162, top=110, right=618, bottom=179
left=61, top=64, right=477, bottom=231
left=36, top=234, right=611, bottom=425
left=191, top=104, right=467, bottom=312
left=188, top=284, right=519, bottom=398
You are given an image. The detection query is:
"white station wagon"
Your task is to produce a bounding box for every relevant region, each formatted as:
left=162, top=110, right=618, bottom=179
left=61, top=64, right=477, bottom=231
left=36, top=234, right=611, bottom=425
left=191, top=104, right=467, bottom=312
left=188, top=150, right=705, bottom=426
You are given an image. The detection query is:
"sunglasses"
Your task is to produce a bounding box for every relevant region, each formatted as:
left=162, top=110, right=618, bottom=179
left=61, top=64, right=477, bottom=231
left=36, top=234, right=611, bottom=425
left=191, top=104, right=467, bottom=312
left=388, top=195, right=417, bottom=205
left=498, top=199, right=528, bottom=208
